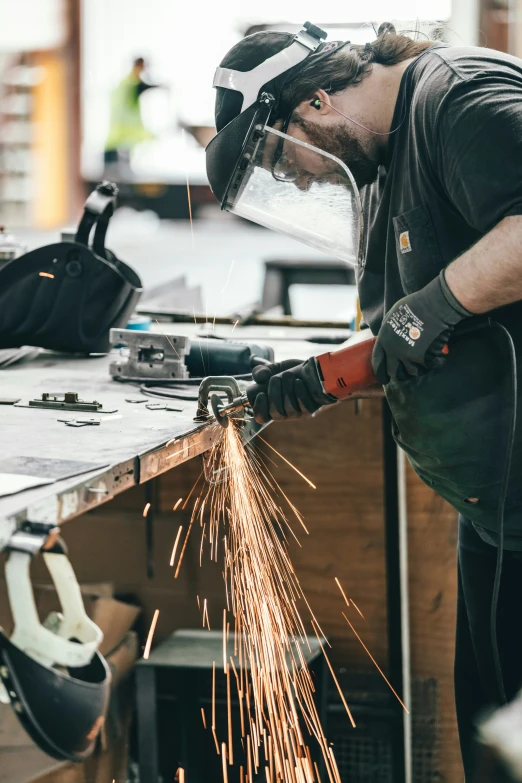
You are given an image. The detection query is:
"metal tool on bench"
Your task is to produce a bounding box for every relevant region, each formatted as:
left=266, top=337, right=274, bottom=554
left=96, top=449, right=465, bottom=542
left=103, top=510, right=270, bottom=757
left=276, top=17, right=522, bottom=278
left=109, top=328, right=274, bottom=382
left=0, top=522, right=110, bottom=761
left=15, top=392, right=118, bottom=414
left=210, top=336, right=378, bottom=427
left=109, top=328, right=190, bottom=381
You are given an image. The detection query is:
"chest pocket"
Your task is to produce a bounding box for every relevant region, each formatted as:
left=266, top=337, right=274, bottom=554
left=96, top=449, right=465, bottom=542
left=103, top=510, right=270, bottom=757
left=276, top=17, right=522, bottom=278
left=393, top=204, right=443, bottom=294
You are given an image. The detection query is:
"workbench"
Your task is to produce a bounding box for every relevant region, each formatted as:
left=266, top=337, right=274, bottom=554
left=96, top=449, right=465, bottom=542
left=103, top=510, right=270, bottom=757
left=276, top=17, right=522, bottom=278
left=0, top=323, right=462, bottom=782
left=0, top=323, right=343, bottom=545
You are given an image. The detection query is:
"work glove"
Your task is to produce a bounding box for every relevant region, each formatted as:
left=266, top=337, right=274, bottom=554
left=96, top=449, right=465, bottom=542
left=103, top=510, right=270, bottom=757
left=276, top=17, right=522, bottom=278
left=372, top=269, right=472, bottom=384
left=247, top=358, right=337, bottom=424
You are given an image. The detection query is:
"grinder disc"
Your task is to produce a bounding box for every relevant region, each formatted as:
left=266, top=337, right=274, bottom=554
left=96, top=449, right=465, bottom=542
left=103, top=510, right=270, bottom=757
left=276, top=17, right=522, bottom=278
left=211, top=393, right=229, bottom=428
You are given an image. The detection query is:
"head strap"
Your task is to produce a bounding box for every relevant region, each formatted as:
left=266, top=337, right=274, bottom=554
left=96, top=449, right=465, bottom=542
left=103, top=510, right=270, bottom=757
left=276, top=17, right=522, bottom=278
left=213, top=22, right=326, bottom=113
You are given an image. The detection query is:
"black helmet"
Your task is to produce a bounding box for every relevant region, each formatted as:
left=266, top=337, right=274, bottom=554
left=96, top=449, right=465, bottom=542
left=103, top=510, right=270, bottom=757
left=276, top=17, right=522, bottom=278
left=0, top=631, right=110, bottom=761
left=0, top=182, right=143, bottom=354
left=0, top=523, right=111, bottom=761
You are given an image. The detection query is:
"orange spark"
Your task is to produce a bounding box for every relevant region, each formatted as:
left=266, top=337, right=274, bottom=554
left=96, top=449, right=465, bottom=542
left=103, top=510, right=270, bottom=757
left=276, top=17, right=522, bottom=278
left=181, top=129, right=194, bottom=249
left=232, top=320, right=239, bottom=332
left=173, top=497, right=183, bottom=510
left=227, top=663, right=234, bottom=764
left=182, top=471, right=202, bottom=510
left=174, top=509, right=197, bottom=578
left=342, top=612, right=408, bottom=712
left=185, top=422, right=343, bottom=782
left=222, top=743, right=229, bottom=783
left=153, top=320, right=182, bottom=359
left=320, top=643, right=356, bottom=728
left=201, top=707, right=207, bottom=729
left=203, top=599, right=210, bottom=629
left=350, top=599, right=366, bottom=620
left=257, top=436, right=316, bottom=489
left=334, top=578, right=350, bottom=608
left=223, top=609, right=227, bottom=673
left=169, top=525, right=183, bottom=566
left=142, top=502, right=151, bottom=517
left=213, top=661, right=220, bottom=754
left=39, top=272, right=54, bottom=278
left=143, top=609, right=159, bottom=660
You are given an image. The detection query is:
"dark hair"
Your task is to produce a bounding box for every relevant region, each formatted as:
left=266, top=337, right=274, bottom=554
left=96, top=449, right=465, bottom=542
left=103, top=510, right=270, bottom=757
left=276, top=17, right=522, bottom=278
left=133, top=57, right=145, bottom=68
left=279, top=23, right=435, bottom=118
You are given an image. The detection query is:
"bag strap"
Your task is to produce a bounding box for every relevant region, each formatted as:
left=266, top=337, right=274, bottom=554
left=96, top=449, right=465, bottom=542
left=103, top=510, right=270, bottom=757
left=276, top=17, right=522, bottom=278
left=74, top=181, right=118, bottom=260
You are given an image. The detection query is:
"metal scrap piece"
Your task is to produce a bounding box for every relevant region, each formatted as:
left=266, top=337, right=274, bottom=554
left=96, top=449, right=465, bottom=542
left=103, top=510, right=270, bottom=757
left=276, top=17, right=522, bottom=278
left=57, top=418, right=101, bottom=427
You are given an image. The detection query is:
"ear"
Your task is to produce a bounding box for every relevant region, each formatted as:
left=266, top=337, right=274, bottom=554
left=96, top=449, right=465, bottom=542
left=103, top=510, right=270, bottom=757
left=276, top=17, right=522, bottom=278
left=296, top=89, right=332, bottom=120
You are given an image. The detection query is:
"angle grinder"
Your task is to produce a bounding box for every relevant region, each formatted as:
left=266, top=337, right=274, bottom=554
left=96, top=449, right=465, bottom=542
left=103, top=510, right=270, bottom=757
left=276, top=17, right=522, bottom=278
left=209, top=335, right=378, bottom=428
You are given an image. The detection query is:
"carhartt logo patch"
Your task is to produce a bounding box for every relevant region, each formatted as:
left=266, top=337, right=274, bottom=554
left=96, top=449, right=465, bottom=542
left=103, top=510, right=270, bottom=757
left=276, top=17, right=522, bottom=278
left=399, top=231, right=412, bottom=254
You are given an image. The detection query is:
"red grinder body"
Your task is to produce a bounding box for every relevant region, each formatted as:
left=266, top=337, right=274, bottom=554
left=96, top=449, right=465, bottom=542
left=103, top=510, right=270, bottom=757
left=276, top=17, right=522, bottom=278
left=316, top=336, right=378, bottom=399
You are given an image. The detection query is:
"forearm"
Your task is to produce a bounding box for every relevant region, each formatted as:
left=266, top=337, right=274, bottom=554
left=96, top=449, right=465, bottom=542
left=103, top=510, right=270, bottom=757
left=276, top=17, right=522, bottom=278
left=445, top=215, right=522, bottom=313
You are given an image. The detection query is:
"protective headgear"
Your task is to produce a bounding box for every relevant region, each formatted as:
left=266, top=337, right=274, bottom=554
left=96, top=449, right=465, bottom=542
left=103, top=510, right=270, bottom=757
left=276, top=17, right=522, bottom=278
left=206, top=23, right=363, bottom=265
left=0, top=523, right=111, bottom=761
left=0, top=182, right=143, bottom=354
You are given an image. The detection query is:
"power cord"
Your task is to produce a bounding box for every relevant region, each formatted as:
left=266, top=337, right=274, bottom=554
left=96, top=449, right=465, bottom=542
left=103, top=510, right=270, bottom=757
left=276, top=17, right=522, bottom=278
left=489, top=320, right=518, bottom=705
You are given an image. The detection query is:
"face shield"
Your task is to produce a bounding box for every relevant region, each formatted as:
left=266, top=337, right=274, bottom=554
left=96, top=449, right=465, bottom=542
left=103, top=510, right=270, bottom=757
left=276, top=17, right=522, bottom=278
left=207, top=23, right=363, bottom=266
left=206, top=107, right=363, bottom=266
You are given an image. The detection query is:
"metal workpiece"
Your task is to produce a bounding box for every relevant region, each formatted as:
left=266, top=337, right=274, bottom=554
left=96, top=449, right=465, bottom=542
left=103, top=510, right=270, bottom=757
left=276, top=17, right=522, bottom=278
left=109, top=328, right=190, bottom=381
left=196, top=375, right=246, bottom=422
left=23, top=392, right=116, bottom=413
left=57, top=418, right=102, bottom=427
left=195, top=375, right=265, bottom=485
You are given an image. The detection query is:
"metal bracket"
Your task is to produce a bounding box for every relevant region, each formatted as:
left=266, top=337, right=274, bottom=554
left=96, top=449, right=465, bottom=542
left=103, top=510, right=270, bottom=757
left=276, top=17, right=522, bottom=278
left=6, top=521, right=60, bottom=556
left=20, top=392, right=117, bottom=414
left=196, top=376, right=246, bottom=485
left=57, top=418, right=101, bottom=427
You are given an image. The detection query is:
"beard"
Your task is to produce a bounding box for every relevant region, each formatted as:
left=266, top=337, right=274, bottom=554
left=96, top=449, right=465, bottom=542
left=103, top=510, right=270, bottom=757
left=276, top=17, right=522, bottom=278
left=291, top=116, right=380, bottom=188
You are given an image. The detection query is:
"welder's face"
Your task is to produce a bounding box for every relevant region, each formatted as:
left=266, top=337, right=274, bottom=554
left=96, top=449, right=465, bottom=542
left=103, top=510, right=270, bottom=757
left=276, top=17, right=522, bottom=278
left=268, top=120, right=354, bottom=192
left=286, top=115, right=379, bottom=189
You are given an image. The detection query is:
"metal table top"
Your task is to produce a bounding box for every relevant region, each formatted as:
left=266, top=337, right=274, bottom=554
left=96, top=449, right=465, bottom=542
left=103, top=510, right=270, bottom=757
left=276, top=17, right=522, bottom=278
left=0, top=325, right=337, bottom=549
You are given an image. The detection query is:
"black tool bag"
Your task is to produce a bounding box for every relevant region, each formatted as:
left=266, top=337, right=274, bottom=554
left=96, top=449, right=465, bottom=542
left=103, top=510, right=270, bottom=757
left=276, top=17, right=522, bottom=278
left=0, top=182, right=142, bottom=354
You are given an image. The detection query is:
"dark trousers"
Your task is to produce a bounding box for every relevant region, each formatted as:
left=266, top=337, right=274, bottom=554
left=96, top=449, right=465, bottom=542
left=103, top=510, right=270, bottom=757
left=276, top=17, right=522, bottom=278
left=456, top=515, right=522, bottom=781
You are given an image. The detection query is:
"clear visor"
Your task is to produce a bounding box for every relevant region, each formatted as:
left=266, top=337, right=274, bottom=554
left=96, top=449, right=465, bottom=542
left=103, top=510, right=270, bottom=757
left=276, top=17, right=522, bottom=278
left=226, top=126, right=363, bottom=266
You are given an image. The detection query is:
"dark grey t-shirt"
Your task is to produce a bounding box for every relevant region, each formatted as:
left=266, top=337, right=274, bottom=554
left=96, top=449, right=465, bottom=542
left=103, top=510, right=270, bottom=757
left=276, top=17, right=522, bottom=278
left=357, top=45, right=522, bottom=547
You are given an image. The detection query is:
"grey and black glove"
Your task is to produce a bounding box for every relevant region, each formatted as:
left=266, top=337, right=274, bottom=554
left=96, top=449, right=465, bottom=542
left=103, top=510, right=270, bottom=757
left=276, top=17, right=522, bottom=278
left=247, top=358, right=337, bottom=424
left=372, top=270, right=472, bottom=384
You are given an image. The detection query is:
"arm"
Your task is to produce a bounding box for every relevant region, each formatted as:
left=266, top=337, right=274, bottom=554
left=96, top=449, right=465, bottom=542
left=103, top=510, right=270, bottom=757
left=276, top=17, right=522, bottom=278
left=445, top=216, right=522, bottom=313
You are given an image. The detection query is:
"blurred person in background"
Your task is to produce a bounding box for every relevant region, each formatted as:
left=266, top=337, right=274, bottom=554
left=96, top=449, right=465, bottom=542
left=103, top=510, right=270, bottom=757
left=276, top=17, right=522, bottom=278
left=104, top=56, right=159, bottom=174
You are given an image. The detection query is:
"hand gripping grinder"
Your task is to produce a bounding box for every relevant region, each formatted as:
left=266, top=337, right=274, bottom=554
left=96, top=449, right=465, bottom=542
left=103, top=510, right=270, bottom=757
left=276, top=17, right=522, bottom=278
left=211, top=336, right=378, bottom=427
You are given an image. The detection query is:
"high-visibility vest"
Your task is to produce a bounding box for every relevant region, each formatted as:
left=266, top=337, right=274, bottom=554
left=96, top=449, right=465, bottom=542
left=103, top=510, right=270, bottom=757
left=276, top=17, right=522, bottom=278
left=105, top=74, right=154, bottom=151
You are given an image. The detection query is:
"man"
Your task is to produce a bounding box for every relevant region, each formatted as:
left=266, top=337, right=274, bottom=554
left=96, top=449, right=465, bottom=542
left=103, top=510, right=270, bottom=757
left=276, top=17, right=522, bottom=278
left=207, top=23, right=522, bottom=780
